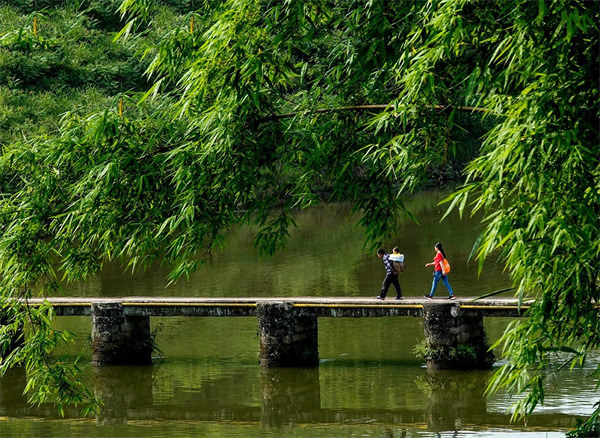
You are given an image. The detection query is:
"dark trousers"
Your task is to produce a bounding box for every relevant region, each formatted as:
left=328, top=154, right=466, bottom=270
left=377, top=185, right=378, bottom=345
left=380, top=273, right=402, bottom=298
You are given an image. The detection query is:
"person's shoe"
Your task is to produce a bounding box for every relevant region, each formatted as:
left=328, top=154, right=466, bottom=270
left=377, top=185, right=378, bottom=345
left=423, top=295, right=433, bottom=299
left=448, top=295, right=456, bottom=300
left=375, top=296, right=385, bottom=300
left=395, top=296, right=403, bottom=300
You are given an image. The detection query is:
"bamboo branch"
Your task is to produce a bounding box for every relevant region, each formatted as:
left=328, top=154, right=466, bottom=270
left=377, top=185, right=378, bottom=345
left=259, top=104, right=488, bottom=123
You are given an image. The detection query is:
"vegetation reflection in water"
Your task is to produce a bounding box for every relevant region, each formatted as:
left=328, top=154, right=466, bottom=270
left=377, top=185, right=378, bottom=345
left=1, top=191, right=595, bottom=437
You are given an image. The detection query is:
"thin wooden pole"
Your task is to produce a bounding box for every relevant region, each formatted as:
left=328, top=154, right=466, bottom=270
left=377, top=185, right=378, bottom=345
left=259, top=104, right=488, bottom=123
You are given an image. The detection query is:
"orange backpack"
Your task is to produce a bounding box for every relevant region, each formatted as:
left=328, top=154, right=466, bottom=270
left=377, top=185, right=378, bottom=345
left=441, top=258, right=451, bottom=274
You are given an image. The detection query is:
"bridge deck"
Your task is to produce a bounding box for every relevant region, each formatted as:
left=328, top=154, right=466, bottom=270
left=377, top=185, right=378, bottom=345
left=20, top=296, right=532, bottom=317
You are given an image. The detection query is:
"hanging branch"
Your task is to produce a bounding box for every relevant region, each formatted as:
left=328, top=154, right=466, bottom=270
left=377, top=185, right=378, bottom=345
left=258, top=104, right=488, bottom=123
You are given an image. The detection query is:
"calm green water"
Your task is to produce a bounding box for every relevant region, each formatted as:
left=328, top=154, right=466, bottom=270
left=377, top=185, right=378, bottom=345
left=0, top=190, right=596, bottom=437
left=62, top=190, right=508, bottom=299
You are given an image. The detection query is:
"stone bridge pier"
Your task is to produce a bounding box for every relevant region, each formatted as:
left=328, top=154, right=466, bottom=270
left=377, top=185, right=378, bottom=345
left=257, top=302, right=319, bottom=367
left=422, top=303, right=494, bottom=370
left=91, top=302, right=152, bottom=366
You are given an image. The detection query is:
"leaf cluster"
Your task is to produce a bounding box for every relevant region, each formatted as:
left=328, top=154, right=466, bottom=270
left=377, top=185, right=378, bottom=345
left=0, top=1, right=157, bottom=145
left=0, top=1, right=597, bottom=432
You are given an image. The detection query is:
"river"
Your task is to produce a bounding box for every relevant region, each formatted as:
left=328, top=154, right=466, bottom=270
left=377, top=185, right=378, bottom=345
left=0, top=190, right=596, bottom=437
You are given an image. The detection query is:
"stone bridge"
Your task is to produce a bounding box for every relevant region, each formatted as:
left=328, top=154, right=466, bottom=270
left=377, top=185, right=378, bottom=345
left=14, top=297, right=531, bottom=370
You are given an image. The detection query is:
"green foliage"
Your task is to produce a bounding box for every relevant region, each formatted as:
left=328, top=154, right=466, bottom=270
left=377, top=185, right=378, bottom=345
left=412, top=339, right=497, bottom=370
left=110, top=0, right=480, bottom=249
left=0, top=300, right=97, bottom=415
left=427, top=0, right=599, bottom=426
left=0, top=1, right=156, bottom=145
left=0, top=1, right=597, bottom=434
left=0, top=4, right=149, bottom=91
left=567, top=406, right=600, bottom=437
left=413, top=340, right=477, bottom=363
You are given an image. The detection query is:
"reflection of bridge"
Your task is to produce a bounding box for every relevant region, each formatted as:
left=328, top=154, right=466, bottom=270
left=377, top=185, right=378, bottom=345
left=19, top=297, right=532, bottom=369
left=0, top=366, right=573, bottom=432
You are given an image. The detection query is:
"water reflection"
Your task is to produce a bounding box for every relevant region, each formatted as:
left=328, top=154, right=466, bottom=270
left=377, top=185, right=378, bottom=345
left=260, top=368, right=321, bottom=428
left=0, top=366, right=26, bottom=406
left=93, top=366, right=153, bottom=425
left=418, top=370, right=488, bottom=432
left=0, top=364, right=577, bottom=433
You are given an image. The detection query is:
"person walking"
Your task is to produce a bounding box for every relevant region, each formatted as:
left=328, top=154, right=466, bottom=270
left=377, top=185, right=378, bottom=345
left=424, top=242, right=456, bottom=300
left=376, top=248, right=402, bottom=300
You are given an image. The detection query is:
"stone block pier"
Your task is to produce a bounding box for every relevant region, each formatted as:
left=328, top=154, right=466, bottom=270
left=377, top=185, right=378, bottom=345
left=14, top=297, right=531, bottom=369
